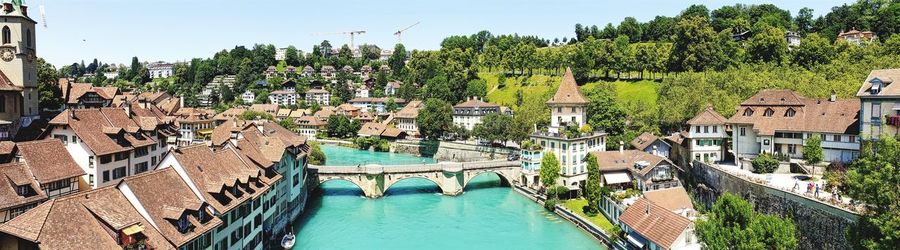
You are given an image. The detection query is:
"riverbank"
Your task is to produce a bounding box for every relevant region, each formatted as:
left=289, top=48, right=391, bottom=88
left=512, top=185, right=623, bottom=249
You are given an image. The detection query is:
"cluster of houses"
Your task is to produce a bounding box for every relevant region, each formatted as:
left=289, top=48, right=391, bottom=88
left=515, top=66, right=883, bottom=250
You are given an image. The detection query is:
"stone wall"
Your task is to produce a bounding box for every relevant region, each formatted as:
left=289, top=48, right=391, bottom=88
left=391, top=140, right=517, bottom=162
left=690, top=161, right=858, bottom=249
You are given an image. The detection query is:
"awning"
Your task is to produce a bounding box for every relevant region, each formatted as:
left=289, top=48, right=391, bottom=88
left=892, top=103, right=900, bottom=110
left=122, top=224, right=144, bottom=235
left=626, top=232, right=647, bottom=249
left=603, top=172, right=632, bottom=184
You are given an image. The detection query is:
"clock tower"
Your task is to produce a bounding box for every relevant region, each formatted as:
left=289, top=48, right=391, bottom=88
left=0, top=0, right=38, bottom=140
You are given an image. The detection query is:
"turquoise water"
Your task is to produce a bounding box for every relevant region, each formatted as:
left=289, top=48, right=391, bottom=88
left=294, top=145, right=604, bottom=250
left=319, top=144, right=437, bottom=166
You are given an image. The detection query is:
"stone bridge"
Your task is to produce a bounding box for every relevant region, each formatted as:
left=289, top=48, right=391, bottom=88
left=308, top=160, right=522, bottom=198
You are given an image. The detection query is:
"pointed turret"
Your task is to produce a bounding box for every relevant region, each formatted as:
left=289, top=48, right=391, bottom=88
left=547, top=67, right=588, bottom=105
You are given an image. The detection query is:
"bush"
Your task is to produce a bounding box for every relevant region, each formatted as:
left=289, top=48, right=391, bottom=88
left=308, top=141, right=326, bottom=165
left=751, top=153, right=779, bottom=173
left=544, top=198, right=558, bottom=211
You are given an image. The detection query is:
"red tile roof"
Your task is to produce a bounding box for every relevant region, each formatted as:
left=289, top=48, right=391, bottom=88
left=619, top=198, right=692, bottom=250
left=727, top=90, right=859, bottom=136
left=547, top=67, right=588, bottom=105
left=16, top=139, right=85, bottom=183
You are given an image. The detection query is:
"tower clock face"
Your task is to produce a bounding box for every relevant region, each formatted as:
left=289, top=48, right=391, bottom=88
left=0, top=48, right=13, bottom=62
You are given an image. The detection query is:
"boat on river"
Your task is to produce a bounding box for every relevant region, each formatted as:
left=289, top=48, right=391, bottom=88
left=281, top=231, right=295, bottom=249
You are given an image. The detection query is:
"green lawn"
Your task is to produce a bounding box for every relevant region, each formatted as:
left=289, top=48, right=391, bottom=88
left=480, top=72, right=660, bottom=110
left=561, top=199, right=616, bottom=234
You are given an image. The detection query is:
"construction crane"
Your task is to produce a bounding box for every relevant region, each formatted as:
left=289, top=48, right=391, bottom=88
left=312, top=30, right=366, bottom=48
left=393, top=21, right=420, bottom=43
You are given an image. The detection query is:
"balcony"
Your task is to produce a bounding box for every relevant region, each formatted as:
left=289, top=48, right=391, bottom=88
left=886, top=115, right=900, bottom=126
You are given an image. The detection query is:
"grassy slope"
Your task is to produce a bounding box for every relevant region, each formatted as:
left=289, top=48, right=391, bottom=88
left=481, top=72, right=660, bottom=109
left=561, top=199, right=616, bottom=233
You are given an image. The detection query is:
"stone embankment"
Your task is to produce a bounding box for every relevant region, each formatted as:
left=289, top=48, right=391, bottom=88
left=392, top=140, right=517, bottom=161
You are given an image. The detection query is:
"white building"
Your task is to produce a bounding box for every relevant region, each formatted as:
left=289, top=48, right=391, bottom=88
left=527, top=68, right=606, bottom=191
left=354, top=85, right=370, bottom=98
left=785, top=31, right=801, bottom=47
left=275, top=47, right=288, bottom=60
left=683, top=105, right=728, bottom=163
left=269, top=90, right=298, bottom=106
left=147, top=62, right=174, bottom=79
left=305, top=88, right=330, bottom=105
left=729, top=90, right=860, bottom=165
left=241, top=90, right=256, bottom=104
left=452, top=97, right=508, bottom=131
left=385, top=80, right=402, bottom=96
left=392, top=100, right=423, bottom=137
left=45, top=108, right=170, bottom=189
left=350, top=97, right=406, bottom=113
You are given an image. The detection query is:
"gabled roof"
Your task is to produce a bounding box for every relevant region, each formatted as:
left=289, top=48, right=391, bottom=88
left=121, top=168, right=220, bottom=247
left=0, top=186, right=177, bottom=250
left=643, top=187, right=695, bottom=213
left=686, top=105, right=727, bottom=125
left=629, top=132, right=668, bottom=151
left=619, top=198, right=693, bottom=250
left=0, top=70, right=23, bottom=92
left=169, top=145, right=258, bottom=213
left=727, top=90, right=859, bottom=136
left=589, top=150, right=678, bottom=176
left=454, top=98, right=500, bottom=109
left=547, top=67, right=588, bottom=105
left=857, top=69, right=900, bottom=97
left=394, top=100, right=423, bottom=119
left=0, top=162, right=47, bottom=211
left=16, top=139, right=86, bottom=183
left=48, top=108, right=158, bottom=155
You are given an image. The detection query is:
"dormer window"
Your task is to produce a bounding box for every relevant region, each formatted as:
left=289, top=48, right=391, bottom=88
left=785, top=108, right=796, bottom=117
left=16, top=185, right=35, bottom=197
left=764, top=108, right=774, bottom=117
left=176, top=215, right=190, bottom=233
left=871, top=79, right=883, bottom=94
left=743, top=108, right=754, bottom=116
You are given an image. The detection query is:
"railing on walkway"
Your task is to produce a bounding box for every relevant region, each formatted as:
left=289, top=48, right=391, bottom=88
left=309, top=160, right=522, bottom=174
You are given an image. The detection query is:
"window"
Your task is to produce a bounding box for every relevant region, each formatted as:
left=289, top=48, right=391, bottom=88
left=557, top=107, right=561, bottom=113
left=134, top=146, right=148, bottom=157
left=72, top=136, right=77, bottom=144
left=571, top=107, right=576, bottom=113
left=849, top=136, right=857, bottom=143
left=47, top=179, right=71, bottom=191
left=872, top=103, right=882, bottom=119
left=743, top=108, right=753, bottom=116
left=740, top=128, right=746, bottom=136
left=785, top=108, right=796, bottom=117
left=713, top=126, right=718, bottom=133
left=112, top=167, right=127, bottom=179
left=763, top=108, right=774, bottom=117
left=53, top=134, right=68, bottom=145
left=0, top=95, right=4, bottom=112
left=834, top=135, right=842, bottom=142
left=695, top=126, right=700, bottom=133
left=25, top=29, right=31, bottom=47
left=788, top=144, right=797, bottom=154
left=89, top=174, right=94, bottom=185
left=102, top=171, right=110, bottom=183
left=134, top=162, right=149, bottom=174
left=177, top=215, right=190, bottom=233
left=115, top=152, right=129, bottom=161
left=1, top=26, right=9, bottom=44
left=151, top=156, right=158, bottom=167
left=704, top=126, right=709, bottom=133
left=100, top=155, right=112, bottom=164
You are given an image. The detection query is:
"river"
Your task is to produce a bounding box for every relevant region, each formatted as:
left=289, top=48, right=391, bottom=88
left=292, top=144, right=604, bottom=249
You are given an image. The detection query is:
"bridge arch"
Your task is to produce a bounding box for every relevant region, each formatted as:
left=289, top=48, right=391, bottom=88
left=462, top=169, right=513, bottom=189
left=318, top=176, right=371, bottom=197
left=383, top=174, right=445, bottom=195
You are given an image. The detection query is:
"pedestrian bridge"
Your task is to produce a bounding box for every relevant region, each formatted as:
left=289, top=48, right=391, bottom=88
left=308, top=160, right=522, bottom=198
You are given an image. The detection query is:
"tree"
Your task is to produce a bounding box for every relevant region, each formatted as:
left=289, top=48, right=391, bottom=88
left=792, top=33, right=834, bottom=68
left=397, top=78, right=418, bottom=101
left=278, top=118, right=298, bottom=131
left=539, top=152, right=561, bottom=188
left=645, top=16, right=677, bottom=41
left=464, top=79, right=487, bottom=99
left=36, top=58, right=61, bottom=111
left=308, top=141, right=327, bottom=165
left=747, top=25, right=788, bottom=64
left=696, top=193, right=798, bottom=249
left=239, top=110, right=273, bottom=121
left=803, top=133, right=823, bottom=166
left=750, top=153, right=779, bottom=174
left=585, top=85, right=626, bottom=135
left=795, top=7, right=815, bottom=35
left=285, top=46, right=301, bottom=66
left=669, top=16, right=722, bottom=72
left=680, top=4, right=710, bottom=20
left=326, top=115, right=357, bottom=138
left=472, top=113, right=512, bottom=144
left=846, top=137, right=900, bottom=249
left=385, top=98, right=399, bottom=113
left=416, top=98, right=453, bottom=139
left=388, top=44, right=408, bottom=76
left=618, top=17, right=643, bottom=43
left=584, top=153, right=602, bottom=216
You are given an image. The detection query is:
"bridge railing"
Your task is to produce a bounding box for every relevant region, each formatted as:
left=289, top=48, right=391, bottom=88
left=309, top=160, right=522, bottom=174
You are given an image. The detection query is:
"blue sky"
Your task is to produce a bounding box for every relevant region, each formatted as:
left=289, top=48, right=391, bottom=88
left=37, top=0, right=851, bottom=67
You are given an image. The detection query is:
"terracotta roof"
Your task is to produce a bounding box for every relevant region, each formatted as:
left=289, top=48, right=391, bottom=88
left=547, top=67, right=588, bottom=105
left=295, top=115, right=326, bottom=127
left=121, top=168, right=221, bottom=247
left=358, top=122, right=388, bottom=137
left=289, top=109, right=309, bottom=118
left=686, top=105, right=728, bottom=125
left=629, top=132, right=667, bottom=151
left=727, top=90, right=859, bottom=136
left=619, top=198, right=692, bottom=250
left=857, top=69, right=900, bottom=97
left=0, top=141, right=15, bottom=155
left=63, top=82, right=119, bottom=104
left=249, top=104, right=278, bottom=114
left=0, top=186, right=177, bottom=250
left=276, top=108, right=292, bottom=117
left=337, top=103, right=360, bottom=112
left=454, top=98, right=500, bottom=109
left=169, top=145, right=255, bottom=213
left=643, top=187, right=695, bottom=213
left=213, top=108, right=246, bottom=121
left=210, top=118, right=252, bottom=146
left=16, top=139, right=85, bottom=183
left=349, top=97, right=406, bottom=104
left=589, top=150, right=678, bottom=176
left=306, top=88, right=329, bottom=94
left=260, top=122, right=306, bottom=147
left=0, top=162, right=47, bottom=211
left=0, top=70, right=23, bottom=91
left=48, top=108, right=159, bottom=156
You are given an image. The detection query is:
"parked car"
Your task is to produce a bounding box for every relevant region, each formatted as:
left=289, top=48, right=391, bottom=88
left=507, top=154, right=520, bottom=161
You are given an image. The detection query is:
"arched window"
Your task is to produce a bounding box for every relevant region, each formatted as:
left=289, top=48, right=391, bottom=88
left=764, top=108, right=775, bottom=117
left=743, top=108, right=754, bottom=116
left=785, top=108, right=796, bottom=117
left=25, top=29, right=31, bottom=48
left=1, top=26, right=10, bottom=44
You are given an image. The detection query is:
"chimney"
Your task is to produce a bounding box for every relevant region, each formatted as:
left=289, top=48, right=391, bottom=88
left=619, top=141, right=624, bottom=153
left=68, top=108, right=76, bottom=120
left=645, top=202, right=650, bottom=215
left=125, top=102, right=132, bottom=118
left=179, top=96, right=184, bottom=108
left=830, top=90, right=836, bottom=102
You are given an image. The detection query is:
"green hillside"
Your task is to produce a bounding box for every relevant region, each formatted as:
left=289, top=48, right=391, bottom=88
left=480, top=72, right=660, bottom=110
